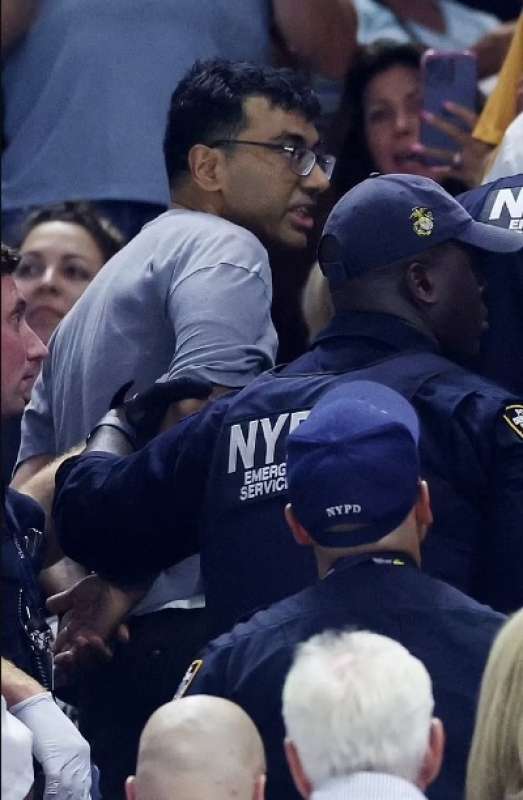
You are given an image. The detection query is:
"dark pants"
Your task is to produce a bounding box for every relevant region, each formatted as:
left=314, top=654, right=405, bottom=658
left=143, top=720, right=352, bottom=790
left=74, top=607, right=210, bottom=800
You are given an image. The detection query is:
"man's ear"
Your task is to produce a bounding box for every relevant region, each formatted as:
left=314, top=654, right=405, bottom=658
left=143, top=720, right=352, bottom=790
left=284, top=504, right=313, bottom=546
left=125, top=775, right=136, bottom=800
left=417, top=718, right=445, bottom=791
left=405, top=261, right=438, bottom=306
left=284, top=739, right=313, bottom=799
left=187, top=144, right=224, bottom=191
left=415, top=480, right=433, bottom=543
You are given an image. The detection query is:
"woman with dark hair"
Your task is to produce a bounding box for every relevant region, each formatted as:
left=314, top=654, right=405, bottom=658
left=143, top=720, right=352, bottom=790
left=333, top=40, right=490, bottom=198
left=15, top=201, right=125, bottom=346
left=2, top=202, right=124, bottom=482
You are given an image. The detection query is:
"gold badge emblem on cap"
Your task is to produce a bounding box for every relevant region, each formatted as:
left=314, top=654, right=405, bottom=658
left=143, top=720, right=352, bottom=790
left=410, top=207, right=434, bottom=237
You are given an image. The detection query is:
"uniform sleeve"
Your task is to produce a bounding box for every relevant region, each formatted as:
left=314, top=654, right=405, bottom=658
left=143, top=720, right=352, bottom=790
left=165, top=260, right=278, bottom=389
left=17, top=359, right=56, bottom=466
left=52, top=403, right=225, bottom=583
left=486, top=401, right=523, bottom=612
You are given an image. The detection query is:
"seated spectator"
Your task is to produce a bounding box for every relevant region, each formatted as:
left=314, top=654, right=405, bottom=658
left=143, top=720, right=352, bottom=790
left=126, top=696, right=265, bottom=800
left=180, top=381, right=505, bottom=800
left=15, top=201, right=124, bottom=346
left=282, top=631, right=445, bottom=799
left=1, top=201, right=124, bottom=482
left=465, top=607, right=523, bottom=800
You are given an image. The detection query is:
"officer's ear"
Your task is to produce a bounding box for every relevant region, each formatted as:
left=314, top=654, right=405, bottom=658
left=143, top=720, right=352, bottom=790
left=125, top=775, right=136, bottom=800
left=404, top=260, right=438, bottom=307
left=415, top=480, right=433, bottom=543
left=284, top=504, right=314, bottom=546
left=284, top=739, right=313, bottom=799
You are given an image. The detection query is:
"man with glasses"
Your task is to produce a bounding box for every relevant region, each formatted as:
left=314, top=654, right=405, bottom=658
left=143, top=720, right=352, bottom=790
left=16, top=58, right=332, bottom=484
left=1, top=243, right=91, bottom=800
left=13, top=59, right=332, bottom=800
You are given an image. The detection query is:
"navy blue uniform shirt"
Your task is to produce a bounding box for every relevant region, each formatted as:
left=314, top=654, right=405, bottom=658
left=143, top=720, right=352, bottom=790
left=184, top=552, right=505, bottom=800
left=458, top=174, right=523, bottom=393
left=54, top=314, right=523, bottom=631
left=1, top=487, right=52, bottom=687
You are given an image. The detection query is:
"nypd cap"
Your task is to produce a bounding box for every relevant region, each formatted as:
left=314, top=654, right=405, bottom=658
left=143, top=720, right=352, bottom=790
left=319, top=173, right=523, bottom=288
left=286, top=380, right=420, bottom=547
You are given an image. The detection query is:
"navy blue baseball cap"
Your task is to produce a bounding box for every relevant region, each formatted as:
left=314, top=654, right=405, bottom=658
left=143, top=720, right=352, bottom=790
left=319, top=173, right=523, bottom=288
left=286, top=381, right=421, bottom=547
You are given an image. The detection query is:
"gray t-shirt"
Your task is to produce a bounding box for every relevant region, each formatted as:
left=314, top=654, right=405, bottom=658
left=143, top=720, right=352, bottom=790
left=19, top=208, right=277, bottom=462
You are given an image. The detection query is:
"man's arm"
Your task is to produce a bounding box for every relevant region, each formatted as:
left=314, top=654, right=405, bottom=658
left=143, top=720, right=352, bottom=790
left=52, top=398, right=225, bottom=583
left=273, top=0, right=358, bottom=79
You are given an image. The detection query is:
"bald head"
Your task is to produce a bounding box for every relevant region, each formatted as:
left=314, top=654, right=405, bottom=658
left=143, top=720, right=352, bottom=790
left=126, top=696, right=266, bottom=800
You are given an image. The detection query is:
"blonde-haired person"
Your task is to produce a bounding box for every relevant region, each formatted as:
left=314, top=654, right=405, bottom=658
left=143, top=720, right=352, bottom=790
left=466, top=608, right=523, bottom=800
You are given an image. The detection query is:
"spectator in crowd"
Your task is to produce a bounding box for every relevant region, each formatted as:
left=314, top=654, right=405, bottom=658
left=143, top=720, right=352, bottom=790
left=1, top=201, right=124, bottom=483
left=333, top=41, right=489, bottom=196
left=282, top=631, right=445, bottom=799
left=49, top=174, right=523, bottom=655
left=178, top=381, right=504, bottom=800
left=466, top=607, right=523, bottom=800
left=1, top=242, right=91, bottom=799
left=15, top=59, right=332, bottom=800
left=125, top=696, right=266, bottom=800
left=14, top=201, right=124, bottom=346
left=1, top=0, right=354, bottom=244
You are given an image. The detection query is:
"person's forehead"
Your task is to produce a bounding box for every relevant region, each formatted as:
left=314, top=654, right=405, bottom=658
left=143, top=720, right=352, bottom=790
left=365, top=64, right=421, bottom=102
left=241, top=95, right=319, bottom=146
left=1, top=274, right=23, bottom=316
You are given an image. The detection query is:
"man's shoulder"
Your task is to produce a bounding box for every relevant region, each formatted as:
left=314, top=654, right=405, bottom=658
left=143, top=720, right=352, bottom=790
left=155, top=209, right=268, bottom=257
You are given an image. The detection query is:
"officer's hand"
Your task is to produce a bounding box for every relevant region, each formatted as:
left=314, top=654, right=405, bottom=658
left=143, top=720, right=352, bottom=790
left=47, top=575, right=142, bottom=670
left=9, top=692, right=92, bottom=800
left=89, top=374, right=213, bottom=452
left=120, top=374, right=213, bottom=442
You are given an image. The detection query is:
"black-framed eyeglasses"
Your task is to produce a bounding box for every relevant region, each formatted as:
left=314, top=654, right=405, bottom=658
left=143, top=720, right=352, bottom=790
left=209, top=139, right=336, bottom=180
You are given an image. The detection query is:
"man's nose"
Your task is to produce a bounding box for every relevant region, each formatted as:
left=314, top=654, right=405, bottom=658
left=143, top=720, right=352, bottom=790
left=302, top=162, right=330, bottom=194
left=26, top=323, right=49, bottom=362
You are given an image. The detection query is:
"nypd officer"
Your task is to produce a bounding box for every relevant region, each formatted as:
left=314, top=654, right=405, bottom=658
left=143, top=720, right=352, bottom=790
left=179, top=381, right=506, bottom=800
left=457, top=172, right=523, bottom=393
left=51, top=174, right=523, bottom=649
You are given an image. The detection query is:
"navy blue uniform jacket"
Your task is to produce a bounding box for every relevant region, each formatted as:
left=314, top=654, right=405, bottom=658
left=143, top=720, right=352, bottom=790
left=54, top=314, right=523, bottom=631
left=185, top=553, right=505, bottom=800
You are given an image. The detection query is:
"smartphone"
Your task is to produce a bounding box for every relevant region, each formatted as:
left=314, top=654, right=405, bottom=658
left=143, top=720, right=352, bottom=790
left=420, top=50, right=477, bottom=162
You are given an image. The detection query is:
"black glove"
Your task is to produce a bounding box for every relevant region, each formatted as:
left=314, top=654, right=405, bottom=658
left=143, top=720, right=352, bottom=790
left=87, top=375, right=213, bottom=451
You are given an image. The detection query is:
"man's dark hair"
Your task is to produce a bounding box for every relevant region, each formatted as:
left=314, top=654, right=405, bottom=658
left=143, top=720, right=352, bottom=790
left=1, top=243, right=20, bottom=275
left=163, top=59, right=321, bottom=190
left=21, top=201, right=126, bottom=263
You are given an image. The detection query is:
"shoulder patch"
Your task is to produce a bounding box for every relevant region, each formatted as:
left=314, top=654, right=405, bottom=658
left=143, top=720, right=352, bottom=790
left=174, top=659, right=203, bottom=699
left=502, top=405, right=523, bottom=440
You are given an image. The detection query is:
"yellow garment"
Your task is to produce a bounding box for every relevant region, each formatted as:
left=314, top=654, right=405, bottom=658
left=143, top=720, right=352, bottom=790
left=474, top=14, right=523, bottom=146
